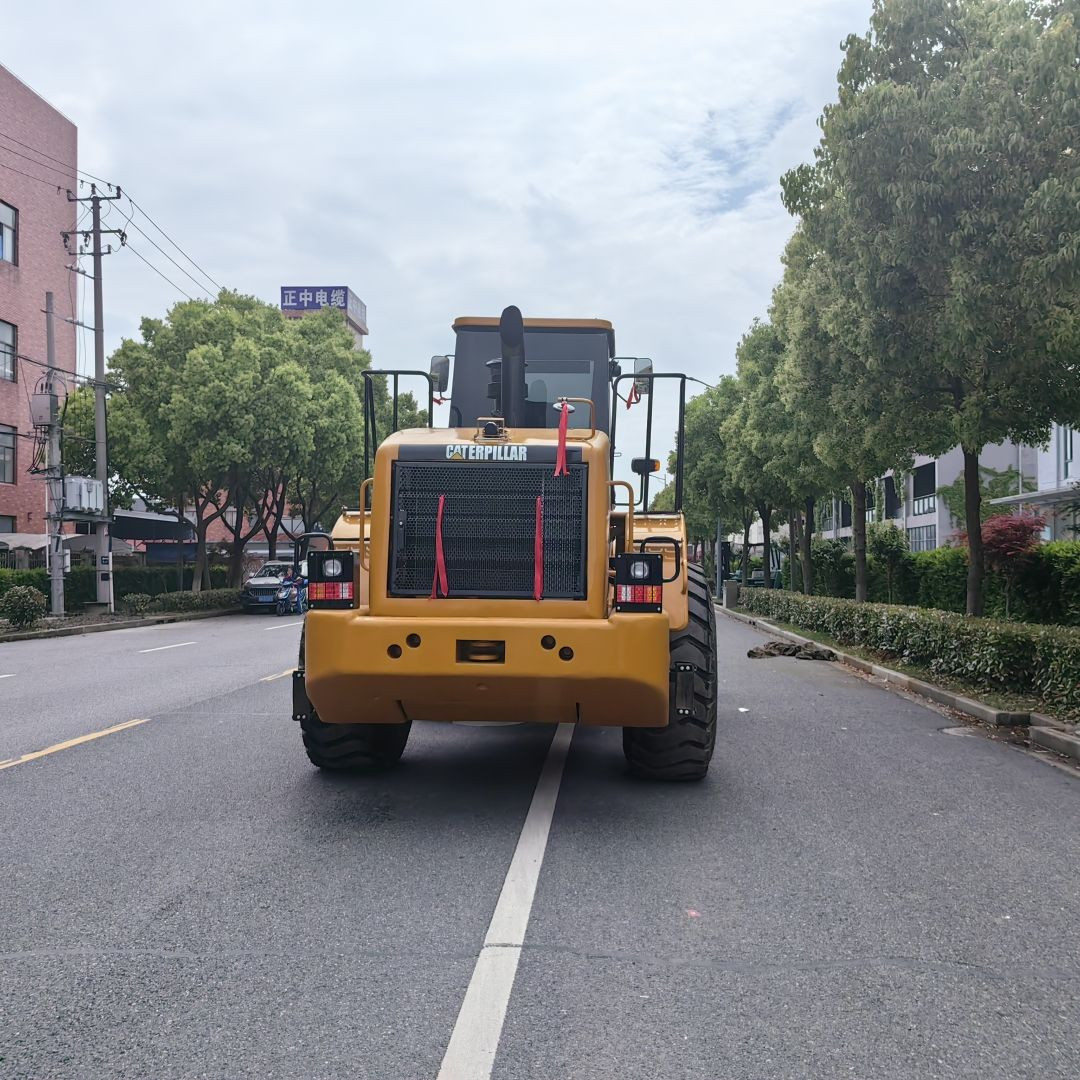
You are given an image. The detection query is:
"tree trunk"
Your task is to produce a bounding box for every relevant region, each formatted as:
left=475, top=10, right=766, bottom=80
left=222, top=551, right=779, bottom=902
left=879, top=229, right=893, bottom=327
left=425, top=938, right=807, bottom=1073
left=193, top=516, right=209, bottom=594
left=852, top=480, right=868, bottom=603
left=228, top=535, right=246, bottom=588
left=175, top=494, right=186, bottom=592
left=786, top=505, right=803, bottom=591
left=758, top=503, right=773, bottom=589
left=963, top=445, right=985, bottom=616
left=741, top=514, right=752, bottom=584
left=801, top=496, right=814, bottom=595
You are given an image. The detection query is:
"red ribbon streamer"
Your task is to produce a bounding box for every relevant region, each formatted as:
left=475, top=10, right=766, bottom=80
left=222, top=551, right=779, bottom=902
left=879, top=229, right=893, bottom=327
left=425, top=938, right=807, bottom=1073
left=533, top=496, right=544, bottom=601
left=554, top=402, right=569, bottom=477
left=626, top=385, right=640, bottom=410
left=430, top=494, right=449, bottom=598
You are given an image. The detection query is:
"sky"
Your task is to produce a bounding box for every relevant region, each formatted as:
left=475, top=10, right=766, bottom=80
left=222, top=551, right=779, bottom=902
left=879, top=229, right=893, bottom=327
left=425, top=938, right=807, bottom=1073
left=6, top=0, right=871, bottom=472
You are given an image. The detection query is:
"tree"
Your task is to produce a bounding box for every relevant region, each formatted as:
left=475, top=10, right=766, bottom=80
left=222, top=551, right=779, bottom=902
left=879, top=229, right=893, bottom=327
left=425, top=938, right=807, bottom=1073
left=108, top=291, right=308, bottom=587
left=679, top=378, right=758, bottom=580
left=723, top=322, right=802, bottom=589
left=773, top=227, right=913, bottom=604
left=782, top=0, right=1080, bottom=615
left=868, top=522, right=909, bottom=604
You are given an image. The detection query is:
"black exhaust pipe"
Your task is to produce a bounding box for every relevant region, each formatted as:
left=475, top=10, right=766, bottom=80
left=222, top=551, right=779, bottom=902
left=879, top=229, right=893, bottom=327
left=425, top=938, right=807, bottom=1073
left=498, top=305, right=526, bottom=428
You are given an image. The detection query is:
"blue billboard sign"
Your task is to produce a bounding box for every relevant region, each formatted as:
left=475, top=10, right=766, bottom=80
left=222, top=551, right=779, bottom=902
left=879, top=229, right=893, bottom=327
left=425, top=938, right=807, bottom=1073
left=280, top=286, right=367, bottom=333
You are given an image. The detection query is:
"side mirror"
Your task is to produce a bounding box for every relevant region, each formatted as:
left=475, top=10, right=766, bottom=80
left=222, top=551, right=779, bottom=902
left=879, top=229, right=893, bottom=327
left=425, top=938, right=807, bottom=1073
left=631, top=457, right=661, bottom=476
left=430, top=355, right=450, bottom=394
left=633, top=357, right=653, bottom=397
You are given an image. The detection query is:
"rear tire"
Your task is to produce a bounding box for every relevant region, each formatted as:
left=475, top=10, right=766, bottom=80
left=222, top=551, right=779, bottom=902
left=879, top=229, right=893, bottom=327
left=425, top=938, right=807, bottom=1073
left=297, top=629, right=412, bottom=770
left=622, top=564, right=717, bottom=780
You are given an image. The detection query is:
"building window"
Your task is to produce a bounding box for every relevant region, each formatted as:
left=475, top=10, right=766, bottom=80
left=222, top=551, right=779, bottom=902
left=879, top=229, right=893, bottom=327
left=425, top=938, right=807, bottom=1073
left=0, top=202, right=15, bottom=264
left=0, top=514, right=14, bottom=532
left=0, top=319, right=14, bottom=382
left=1065, top=426, right=1075, bottom=479
left=911, top=462, right=936, bottom=515
left=884, top=476, right=902, bottom=519
left=907, top=524, right=937, bottom=552
left=0, top=424, right=14, bottom=484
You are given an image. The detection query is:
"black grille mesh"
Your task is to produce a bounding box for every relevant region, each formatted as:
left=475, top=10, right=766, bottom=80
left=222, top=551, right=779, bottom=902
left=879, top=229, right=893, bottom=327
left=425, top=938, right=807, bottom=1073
left=389, top=461, right=587, bottom=598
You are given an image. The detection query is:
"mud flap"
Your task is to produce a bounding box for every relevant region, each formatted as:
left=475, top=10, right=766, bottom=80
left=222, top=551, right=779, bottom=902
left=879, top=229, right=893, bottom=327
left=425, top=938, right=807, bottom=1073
left=673, top=662, right=696, bottom=718
left=292, top=670, right=311, bottom=722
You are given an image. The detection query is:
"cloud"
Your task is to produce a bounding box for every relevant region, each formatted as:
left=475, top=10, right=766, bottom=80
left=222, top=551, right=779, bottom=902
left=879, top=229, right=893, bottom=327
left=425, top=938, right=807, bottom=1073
left=6, top=0, right=869, bottom=475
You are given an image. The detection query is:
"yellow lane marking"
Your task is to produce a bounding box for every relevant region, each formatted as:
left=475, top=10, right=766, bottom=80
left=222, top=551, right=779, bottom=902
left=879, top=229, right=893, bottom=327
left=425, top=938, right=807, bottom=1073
left=260, top=668, right=296, bottom=682
left=0, top=718, right=150, bottom=772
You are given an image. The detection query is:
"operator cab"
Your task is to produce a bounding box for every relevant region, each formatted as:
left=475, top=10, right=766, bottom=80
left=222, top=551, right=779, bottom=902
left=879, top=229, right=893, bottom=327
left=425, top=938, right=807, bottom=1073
left=448, top=317, right=614, bottom=433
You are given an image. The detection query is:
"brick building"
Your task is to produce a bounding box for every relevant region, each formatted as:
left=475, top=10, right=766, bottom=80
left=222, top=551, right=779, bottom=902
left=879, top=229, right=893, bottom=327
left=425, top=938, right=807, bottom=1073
left=0, top=65, right=78, bottom=536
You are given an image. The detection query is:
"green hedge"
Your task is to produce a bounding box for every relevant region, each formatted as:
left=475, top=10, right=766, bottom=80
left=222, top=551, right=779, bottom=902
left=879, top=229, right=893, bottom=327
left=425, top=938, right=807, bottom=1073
left=0, top=565, right=229, bottom=610
left=787, top=539, right=1080, bottom=626
left=150, top=588, right=243, bottom=612
left=741, top=589, right=1080, bottom=720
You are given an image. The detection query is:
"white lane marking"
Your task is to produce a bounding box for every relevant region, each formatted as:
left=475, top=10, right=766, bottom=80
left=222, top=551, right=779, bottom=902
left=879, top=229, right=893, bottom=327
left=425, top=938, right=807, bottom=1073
left=437, top=722, right=574, bottom=1080
left=0, top=674, right=15, bottom=679
left=260, top=668, right=296, bottom=682
left=137, top=641, right=196, bottom=654
left=262, top=621, right=303, bottom=631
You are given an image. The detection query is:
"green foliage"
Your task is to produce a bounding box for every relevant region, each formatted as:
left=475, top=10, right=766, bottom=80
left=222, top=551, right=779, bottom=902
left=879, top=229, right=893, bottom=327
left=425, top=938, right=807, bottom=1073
left=867, top=523, right=908, bottom=603
left=787, top=539, right=1080, bottom=626
left=119, top=593, right=154, bottom=615
left=938, top=466, right=1036, bottom=528
left=681, top=378, right=757, bottom=541
left=0, top=585, right=48, bottom=630
left=912, top=547, right=969, bottom=614
left=150, top=588, right=244, bottom=612
left=780, top=0, right=1080, bottom=613
left=0, top=565, right=229, bottom=611
left=741, top=589, right=1080, bottom=720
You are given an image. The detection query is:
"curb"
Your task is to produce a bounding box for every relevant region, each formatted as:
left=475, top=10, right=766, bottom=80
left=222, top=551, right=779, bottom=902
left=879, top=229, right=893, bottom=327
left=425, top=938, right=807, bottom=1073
left=717, top=603, right=1034, bottom=728
left=0, top=607, right=242, bottom=644
left=1029, top=726, right=1080, bottom=766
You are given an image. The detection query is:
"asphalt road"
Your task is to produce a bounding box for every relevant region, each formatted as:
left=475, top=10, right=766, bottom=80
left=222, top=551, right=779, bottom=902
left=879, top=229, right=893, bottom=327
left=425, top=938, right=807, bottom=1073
left=1, top=609, right=1078, bottom=1079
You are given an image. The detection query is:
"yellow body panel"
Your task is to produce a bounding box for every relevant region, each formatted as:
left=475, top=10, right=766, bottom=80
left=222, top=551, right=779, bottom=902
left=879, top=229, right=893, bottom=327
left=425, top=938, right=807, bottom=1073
left=305, top=609, right=670, bottom=726
left=312, top=421, right=692, bottom=728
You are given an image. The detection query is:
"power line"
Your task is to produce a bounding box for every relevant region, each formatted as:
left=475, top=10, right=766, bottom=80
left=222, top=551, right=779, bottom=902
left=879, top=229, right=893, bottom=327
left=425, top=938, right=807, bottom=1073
left=0, top=140, right=77, bottom=183
left=125, top=217, right=214, bottom=295
left=124, top=241, right=195, bottom=301
left=0, top=157, right=69, bottom=191
left=126, top=195, right=223, bottom=292
left=0, top=128, right=115, bottom=187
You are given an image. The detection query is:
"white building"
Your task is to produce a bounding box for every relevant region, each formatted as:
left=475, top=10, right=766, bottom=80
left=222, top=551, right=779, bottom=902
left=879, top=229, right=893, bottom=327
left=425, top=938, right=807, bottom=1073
left=815, top=441, right=1038, bottom=551
left=990, top=423, right=1077, bottom=539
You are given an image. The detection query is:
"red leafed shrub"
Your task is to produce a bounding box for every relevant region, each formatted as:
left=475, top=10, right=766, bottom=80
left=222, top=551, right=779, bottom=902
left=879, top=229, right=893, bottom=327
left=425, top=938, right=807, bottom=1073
left=982, top=514, right=1045, bottom=617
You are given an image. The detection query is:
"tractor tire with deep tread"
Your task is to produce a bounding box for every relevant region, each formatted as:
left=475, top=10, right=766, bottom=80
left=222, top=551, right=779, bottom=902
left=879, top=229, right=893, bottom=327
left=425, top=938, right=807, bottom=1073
left=622, top=564, right=717, bottom=780
left=297, top=629, right=412, bottom=770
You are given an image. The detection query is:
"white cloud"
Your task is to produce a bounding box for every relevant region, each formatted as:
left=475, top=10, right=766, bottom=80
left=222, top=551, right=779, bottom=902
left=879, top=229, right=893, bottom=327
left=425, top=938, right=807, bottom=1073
left=6, top=0, right=870, bottom=473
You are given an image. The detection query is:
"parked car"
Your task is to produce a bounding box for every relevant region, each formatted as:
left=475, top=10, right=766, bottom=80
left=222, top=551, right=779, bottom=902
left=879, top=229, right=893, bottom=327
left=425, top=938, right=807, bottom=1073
left=242, top=560, right=292, bottom=612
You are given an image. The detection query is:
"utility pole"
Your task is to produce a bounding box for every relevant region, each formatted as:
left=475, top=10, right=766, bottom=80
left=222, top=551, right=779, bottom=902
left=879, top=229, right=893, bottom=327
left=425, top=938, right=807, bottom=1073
left=64, top=184, right=124, bottom=612
left=44, top=293, right=64, bottom=616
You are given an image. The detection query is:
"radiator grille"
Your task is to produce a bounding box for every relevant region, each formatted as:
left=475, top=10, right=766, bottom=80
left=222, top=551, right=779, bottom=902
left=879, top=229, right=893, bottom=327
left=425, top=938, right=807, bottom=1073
left=389, top=461, right=587, bottom=598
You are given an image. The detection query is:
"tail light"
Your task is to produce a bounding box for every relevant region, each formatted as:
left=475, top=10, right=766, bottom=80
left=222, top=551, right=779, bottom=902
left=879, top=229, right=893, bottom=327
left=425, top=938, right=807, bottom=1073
left=307, top=550, right=356, bottom=609
left=613, top=552, right=663, bottom=613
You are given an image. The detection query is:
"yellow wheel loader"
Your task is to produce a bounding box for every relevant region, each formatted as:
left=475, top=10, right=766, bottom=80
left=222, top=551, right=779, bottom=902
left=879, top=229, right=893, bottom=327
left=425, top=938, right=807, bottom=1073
left=292, top=306, right=717, bottom=779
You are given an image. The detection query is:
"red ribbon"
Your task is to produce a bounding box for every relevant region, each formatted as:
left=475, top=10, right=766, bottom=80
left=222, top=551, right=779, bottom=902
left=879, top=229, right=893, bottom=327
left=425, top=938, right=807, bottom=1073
left=554, top=401, right=569, bottom=477
left=430, top=494, right=449, bottom=598
left=626, top=385, right=640, bottom=410
left=533, top=496, right=544, bottom=601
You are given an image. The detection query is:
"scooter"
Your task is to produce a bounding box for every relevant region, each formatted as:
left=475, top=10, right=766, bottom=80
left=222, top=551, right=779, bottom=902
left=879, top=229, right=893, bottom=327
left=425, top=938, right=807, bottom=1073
left=276, top=580, right=306, bottom=616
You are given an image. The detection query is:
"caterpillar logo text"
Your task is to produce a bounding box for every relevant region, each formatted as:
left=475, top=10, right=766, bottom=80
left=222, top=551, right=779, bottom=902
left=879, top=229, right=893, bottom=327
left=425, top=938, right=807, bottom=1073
left=445, top=444, right=528, bottom=461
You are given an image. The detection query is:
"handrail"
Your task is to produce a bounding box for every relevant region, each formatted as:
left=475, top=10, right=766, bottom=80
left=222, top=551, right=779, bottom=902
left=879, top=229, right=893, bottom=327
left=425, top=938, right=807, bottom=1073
left=358, top=478, right=373, bottom=570
left=609, top=480, right=636, bottom=553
